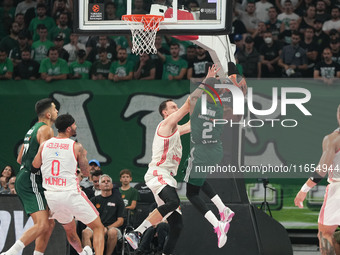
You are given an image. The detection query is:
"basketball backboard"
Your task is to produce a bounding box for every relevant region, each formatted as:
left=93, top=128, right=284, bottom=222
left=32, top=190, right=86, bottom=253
left=74, top=0, right=232, bottom=35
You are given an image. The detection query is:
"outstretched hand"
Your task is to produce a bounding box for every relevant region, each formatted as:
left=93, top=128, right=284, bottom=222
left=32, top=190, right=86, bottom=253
left=206, top=64, right=221, bottom=79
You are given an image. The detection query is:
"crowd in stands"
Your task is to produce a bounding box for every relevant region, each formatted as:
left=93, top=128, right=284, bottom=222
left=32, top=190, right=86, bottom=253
left=0, top=0, right=340, bottom=83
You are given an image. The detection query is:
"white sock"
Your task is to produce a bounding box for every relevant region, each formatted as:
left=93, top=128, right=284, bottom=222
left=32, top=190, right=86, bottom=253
left=135, top=219, right=152, bottom=234
left=33, top=251, right=44, bottom=255
left=211, top=195, right=226, bottom=212
left=79, top=249, right=86, bottom=255
left=204, top=210, right=219, bottom=228
left=5, top=240, right=25, bottom=255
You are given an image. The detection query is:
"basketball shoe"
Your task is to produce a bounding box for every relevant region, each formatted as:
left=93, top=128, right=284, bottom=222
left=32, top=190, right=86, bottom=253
left=220, top=207, right=235, bottom=224
left=214, top=221, right=228, bottom=248
left=125, top=231, right=142, bottom=250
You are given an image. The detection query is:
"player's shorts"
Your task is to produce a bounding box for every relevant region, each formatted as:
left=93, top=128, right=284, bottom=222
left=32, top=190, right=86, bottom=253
left=85, top=226, right=122, bottom=240
left=318, top=182, right=340, bottom=226
left=45, top=189, right=99, bottom=225
left=144, top=167, right=181, bottom=215
left=15, top=168, right=47, bottom=215
left=183, top=144, right=223, bottom=187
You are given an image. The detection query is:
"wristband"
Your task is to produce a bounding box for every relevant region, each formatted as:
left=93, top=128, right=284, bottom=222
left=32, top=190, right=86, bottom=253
left=310, top=171, right=323, bottom=184
left=300, top=183, right=311, bottom=193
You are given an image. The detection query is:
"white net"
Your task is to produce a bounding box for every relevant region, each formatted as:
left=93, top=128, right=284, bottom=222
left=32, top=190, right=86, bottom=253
left=122, top=15, right=164, bottom=55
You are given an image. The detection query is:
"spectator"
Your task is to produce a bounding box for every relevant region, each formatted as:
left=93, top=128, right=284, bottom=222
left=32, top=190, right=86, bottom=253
left=279, top=19, right=299, bottom=45
left=63, top=33, right=86, bottom=63
left=13, top=49, right=39, bottom=80
left=50, top=12, right=71, bottom=44
left=9, top=31, right=30, bottom=66
left=330, top=39, right=340, bottom=64
left=15, top=0, right=37, bottom=16
left=278, top=31, right=308, bottom=77
left=314, top=18, right=330, bottom=51
left=295, top=0, right=314, bottom=16
left=53, top=34, right=69, bottom=61
left=0, top=176, right=16, bottom=195
left=90, top=48, right=111, bottom=80
left=187, top=46, right=213, bottom=79
left=108, top=48, right=134, bottom=82
left=315, top=0, right=331, bottom=23
left=314, top=47, right=340, bottom=85
left=39, top=46, right=69, bottom=82
left=82, top=170, right=104, bottom=199
left=28, top=3, right=56, bottom=42
left=255, top=0, right=273, bottom=22
left=322, top=6, right=340, bottom=35
left=119, top=169, right=139, bottom=211
left=105, top=2, right=119, bottom=20
left=91, top=171, right=103, bottom=197
left=300, top=26, right=318, bottom=77
left=89, top=159, right=101, bottom=173
left=134, top=53, right=156, bottom=80
left=297, top=5, right=316, bottom=34
left=14, top=13, right=26, bottom=32
left=236, top=35, right=261, bottom=78
left=158, top=42, right=188, bottom=80
left=329, top=29, right=340, bottom=41
left=0, top=0, right=15, bottom=41
left=0, top=22, right=20, bottom=55
left=31, top=24, right=54, bottom=63
left=135, top=203, right=169, bottom=255
left=234, top=34, right=244, bottom=55
left=253, top=21, right=267, bottom=50
left=87, top=36, right=117, bottom=63
left=8, top=176, right=16, bottom=194
left=260, top=31, right=282, bottom=77
left=276, top=0, right=302, bottom=13
left=51, top=0, right=72, bottom=21
left=0, top=165, right=15, bottom=193
left=182, top=45, right=197, bottom=63
left=265, top=7, right=282, bottom=41
left=132, top=0, right=148, bottom=14
left=278, top=0, right=300, bottom=32
left=150, top=35, right=170, bottom=79
left=82, top=174, right=124, bottom=255
left=80, top=159, right=101, bottom=189
left=69, top=49, right=92, bottom=79
left=236, top=2, right=260, bottom=34
left=0, top=49, right=13, bottom=80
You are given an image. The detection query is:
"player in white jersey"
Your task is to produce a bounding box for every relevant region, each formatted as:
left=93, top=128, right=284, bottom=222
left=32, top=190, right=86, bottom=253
left=32, top=114, right=105, bottom=255
left=125, top=97, right=191, bottom=255
left=295, top=105, right=340, bottom=254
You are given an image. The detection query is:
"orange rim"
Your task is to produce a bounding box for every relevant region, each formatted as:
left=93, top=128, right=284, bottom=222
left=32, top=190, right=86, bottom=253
left=122, top=15, right=164, bottom=23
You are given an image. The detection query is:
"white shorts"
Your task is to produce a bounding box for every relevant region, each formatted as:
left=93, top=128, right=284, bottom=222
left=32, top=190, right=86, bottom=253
left=45, top=189, right=99, bottom=225
left=318, top=182, right=340, bottom=226
left=145, top=167, right=181, bottom=216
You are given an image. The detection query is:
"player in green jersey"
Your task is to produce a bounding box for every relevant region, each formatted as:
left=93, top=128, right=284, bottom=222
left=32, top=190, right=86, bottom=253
left=184, top=63, right=246, bottom=248
left=1, top=98, right=58, bottom=255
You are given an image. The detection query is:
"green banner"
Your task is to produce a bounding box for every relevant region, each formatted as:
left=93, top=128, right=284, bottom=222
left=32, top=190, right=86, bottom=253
left=1, top=78, right=339, bottom=229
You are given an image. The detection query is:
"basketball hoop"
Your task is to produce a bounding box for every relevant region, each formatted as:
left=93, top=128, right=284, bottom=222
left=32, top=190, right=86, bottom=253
left=122, top=15, right=164, bottom=55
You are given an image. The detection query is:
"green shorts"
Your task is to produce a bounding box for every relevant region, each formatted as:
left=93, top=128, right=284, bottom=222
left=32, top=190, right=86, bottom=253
left=15, top=168, right=47, bottom=215
left=183, top=144, right=223, bottom=187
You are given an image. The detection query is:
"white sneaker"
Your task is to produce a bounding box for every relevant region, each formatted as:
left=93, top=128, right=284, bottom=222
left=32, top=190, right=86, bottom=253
left=220, top=207, right=235, bottom=223
left=214, top=221, right=228, bottom=248
left=83, top=245, right=93, bottom=255
left=125, top=231, right=141, bottom=250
